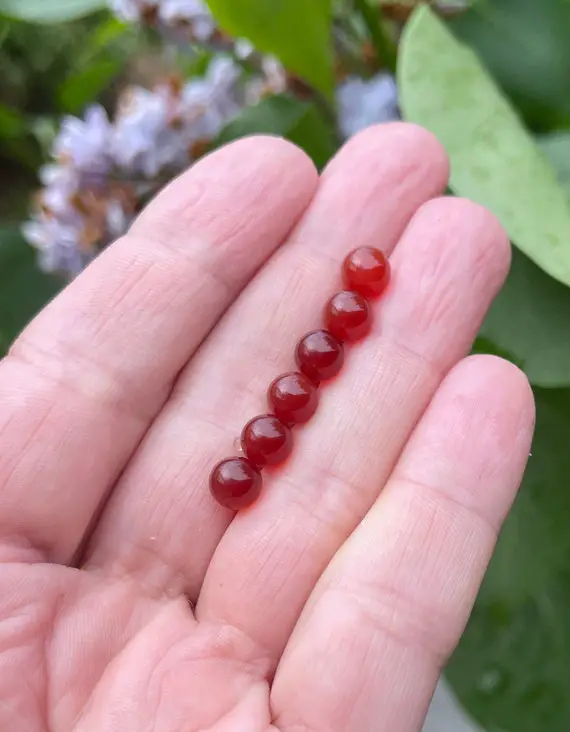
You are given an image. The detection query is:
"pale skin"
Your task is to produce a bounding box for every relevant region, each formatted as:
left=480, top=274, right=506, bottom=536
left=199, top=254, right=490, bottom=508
left=0, top=123, right=534, bottom=732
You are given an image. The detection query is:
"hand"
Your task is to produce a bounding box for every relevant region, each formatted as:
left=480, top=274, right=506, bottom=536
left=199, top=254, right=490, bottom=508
left=0, top=124, right=534, bottom=732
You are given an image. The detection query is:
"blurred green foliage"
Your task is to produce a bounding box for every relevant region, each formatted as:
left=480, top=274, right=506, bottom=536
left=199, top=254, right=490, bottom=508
left=1, top=1, right=570, bottom=731
left=449, top=387, right=570, bottom=732
left=207, top=0, right=335, bottom=96
left=216, top=94, right=338, bottom=169
left=0, top=11, right=135, bottom=172
left=0, top=227, right=61, bottom=352
left=452, top=0, right=570, bottom=132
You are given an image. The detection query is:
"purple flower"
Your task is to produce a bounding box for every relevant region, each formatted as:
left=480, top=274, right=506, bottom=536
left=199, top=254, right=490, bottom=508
left=109, top=0, right=216, bottom=38
left=53, top=106, right=113, bottom=175
left=22, top=56, right=260, bottom=277
left=336, top=73, right=400, bottom=139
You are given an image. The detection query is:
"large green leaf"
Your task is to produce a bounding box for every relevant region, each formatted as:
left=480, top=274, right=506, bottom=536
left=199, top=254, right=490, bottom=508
left=58, top=17, right=130, bottom=112
left=451, top=0, right=570, bottom=131
left=58, top=57, right=122, bottom=113
left=206, top=0, right=334, bottom=98
left=479, top=249, right=570, bottom=387
left=398, top=5, right=570, bottom=289
left=0, top=0, right=106, bottom=24
left=216, top=94, right=338, bottom=169
left=475, top=132, right=570, bottom=388
left=448, top=387, right=570, bottom=732
left=0, top=228, right=62, bottom=353
left=538, top=132, right=570, bottom=191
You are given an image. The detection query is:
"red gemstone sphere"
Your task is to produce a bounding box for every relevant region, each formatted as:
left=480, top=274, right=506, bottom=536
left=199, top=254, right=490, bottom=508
left=343, top=246, right=390, bottom=298
left=210, top=457, right=262, bottom=510
left=295, top=329, right=344, bottom=383
left=268, top=371, right=319, bottom=425
left=241, top=414, right=293, bottom=468
left=324, top=290, right=371, bottom=342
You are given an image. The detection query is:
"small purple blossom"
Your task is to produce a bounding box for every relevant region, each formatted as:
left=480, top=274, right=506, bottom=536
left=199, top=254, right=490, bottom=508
left=109, top=0, right=216, bottom=39
left=53, top=106, right=113, bottom=175
left=336, top=73, right=400, bottom=139
left=112, top=56, right=242, bottom=177
left=244, top=56, right=287, bottom=106
left=22, top=216, right=93, bottom=275
left=160, top=0, right=215, bottom=38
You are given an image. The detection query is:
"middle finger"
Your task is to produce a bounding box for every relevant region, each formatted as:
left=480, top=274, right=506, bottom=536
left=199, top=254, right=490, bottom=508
left=86, top=123, right=448, bottom=597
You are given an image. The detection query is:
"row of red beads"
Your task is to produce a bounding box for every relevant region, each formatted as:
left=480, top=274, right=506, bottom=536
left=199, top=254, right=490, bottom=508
left=210, top=246, right=391, bottom=510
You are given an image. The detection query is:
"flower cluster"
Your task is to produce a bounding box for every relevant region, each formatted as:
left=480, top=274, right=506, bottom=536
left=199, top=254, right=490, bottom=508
left=24, top=0, right=399, bottom=277
left=23, top=57, right=279, bottom=275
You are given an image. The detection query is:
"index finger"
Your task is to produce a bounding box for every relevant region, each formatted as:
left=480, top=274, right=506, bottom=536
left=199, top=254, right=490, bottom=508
left=0, top=137, right=317, bottom=564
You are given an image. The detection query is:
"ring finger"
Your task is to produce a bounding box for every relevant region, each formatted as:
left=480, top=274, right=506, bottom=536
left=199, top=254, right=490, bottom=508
left=271, top=356, right=534, bottom=732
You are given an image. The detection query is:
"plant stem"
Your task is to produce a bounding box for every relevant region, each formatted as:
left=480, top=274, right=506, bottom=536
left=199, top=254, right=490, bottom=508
left=354, top=0, right=397, bottom=74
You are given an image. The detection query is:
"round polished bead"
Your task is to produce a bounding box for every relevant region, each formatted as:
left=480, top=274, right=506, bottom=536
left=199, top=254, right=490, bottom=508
left=210, top=457, right=262, bottom=510
left=268, top=371, right=319, bottom=425
left=324, top=290, right=371, bottom=342
left=242, top=414, right=293, bottom=468
left=295, top=329, right=344, bottom=383
left=343, top=246, right=390, bottom=298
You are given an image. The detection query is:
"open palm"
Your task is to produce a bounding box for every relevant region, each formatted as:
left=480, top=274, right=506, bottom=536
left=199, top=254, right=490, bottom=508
left=0, top=124, right=534, bottom=732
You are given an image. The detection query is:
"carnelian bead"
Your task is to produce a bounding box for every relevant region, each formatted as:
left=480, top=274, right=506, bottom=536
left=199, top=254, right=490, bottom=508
left=268, top=371, right=319, bottom=425
left=242, top=414, right=293, bottom=468
left=210, top=457, right=262, bottom=510
left=325, top=290, right=371, bottom=342
left=343, top=246, right=390, bottom=298
left=296, top=330, right=344, bottom=383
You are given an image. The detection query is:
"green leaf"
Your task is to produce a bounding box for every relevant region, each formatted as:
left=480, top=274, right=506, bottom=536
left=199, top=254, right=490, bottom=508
left=478, top=249, right=570, bottom=387
left=0, top=103, right=26, bottom=138
left=0, top=228, right=62, bottom=354
left=0, top=104, right=39, bottom=168
left=57, top=17, right=130, bottom=112
left=58, top=57, right=122, bottom=113
left=448, top=387, right=570, bottom=732
left=205, top=0, right=334, bottom=97
left=0, top=0, right=106, bottom=24
left=451, top=0, right=570, bottom=131
left=538, top=132, right=570, bottom=192
left=216, top=94, right=338, bottom=169
left=87, top=15, right=128, bottom=50
left=398, top=5, right=570, bottom=289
